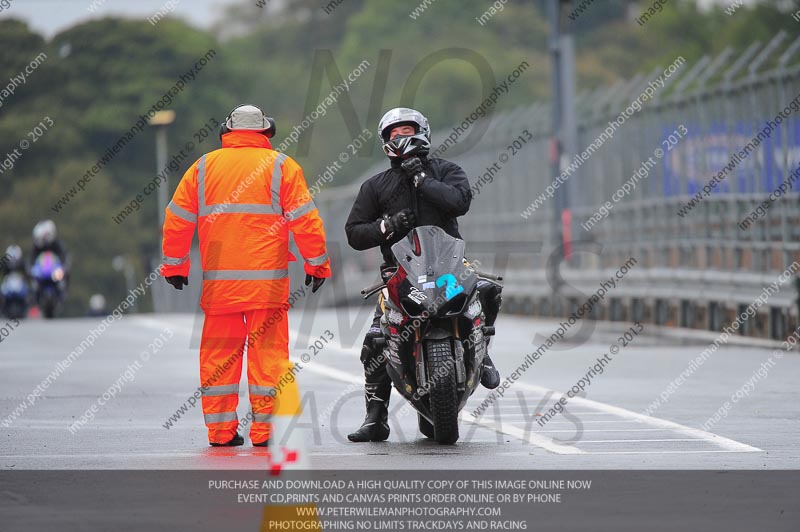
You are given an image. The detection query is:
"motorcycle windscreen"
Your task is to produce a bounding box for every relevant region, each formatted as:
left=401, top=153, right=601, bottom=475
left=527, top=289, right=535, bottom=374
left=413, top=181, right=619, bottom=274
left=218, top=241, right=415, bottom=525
left=1, top=272, right=27, bottom=295
left=390, top=226, right=476, bottom=316
left=32, top=252, right=63, bottom=279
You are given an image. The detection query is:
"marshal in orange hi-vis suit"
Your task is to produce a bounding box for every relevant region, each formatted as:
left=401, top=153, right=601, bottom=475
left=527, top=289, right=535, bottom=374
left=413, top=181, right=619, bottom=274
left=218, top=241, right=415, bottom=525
left=160, top=105, right=330, bottom=447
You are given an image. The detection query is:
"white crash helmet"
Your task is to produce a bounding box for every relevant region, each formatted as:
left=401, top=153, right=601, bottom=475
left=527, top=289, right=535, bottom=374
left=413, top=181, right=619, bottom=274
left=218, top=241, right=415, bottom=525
left=33, top=220, right=57, bottom=248
left=3, top=245, right=23, bottom=269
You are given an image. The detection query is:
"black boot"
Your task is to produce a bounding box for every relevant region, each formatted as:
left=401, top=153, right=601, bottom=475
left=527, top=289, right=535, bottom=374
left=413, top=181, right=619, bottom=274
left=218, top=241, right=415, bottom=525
left=347, top=383, right=391, bottom=442
left=478, top=281, right=502, bottom=390
left=210, top=433, right=244, bottom=447
left=348, top=331, right=391, bottom=442
left=480, top=353, right=501, bottom=389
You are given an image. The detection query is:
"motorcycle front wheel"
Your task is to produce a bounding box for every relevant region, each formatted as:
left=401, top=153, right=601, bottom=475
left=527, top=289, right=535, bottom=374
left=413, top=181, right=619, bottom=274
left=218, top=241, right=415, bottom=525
left=425, top=338, right=459, bottom=444
left=40, top=293, right=57, bottom=319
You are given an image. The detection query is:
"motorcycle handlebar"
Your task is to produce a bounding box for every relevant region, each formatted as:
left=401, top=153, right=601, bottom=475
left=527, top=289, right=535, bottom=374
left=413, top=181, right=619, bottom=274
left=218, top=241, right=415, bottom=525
left=361, top=270, right=501, bottom=299
left=361, top=281, right=385, bottom=299
left=475, top=271, right=503, bottom=282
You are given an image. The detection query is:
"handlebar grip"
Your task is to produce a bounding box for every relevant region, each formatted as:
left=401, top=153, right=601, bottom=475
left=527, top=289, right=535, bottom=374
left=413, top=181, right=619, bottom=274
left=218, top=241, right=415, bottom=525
left=361, top=281, right=385, bottom=296
left=476, top=271, right=504, bottom=282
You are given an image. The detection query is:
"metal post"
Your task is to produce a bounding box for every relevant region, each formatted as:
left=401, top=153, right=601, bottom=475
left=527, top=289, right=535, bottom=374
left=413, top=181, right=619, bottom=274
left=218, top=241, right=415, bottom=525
left=547, top=0, right=577, bottom=306
left=148, top=110, right=176, bottom=232
left=547, top=0, right=563, bottom=307
left=156, top=126, right=169, bottom=228
left=112, top=256, right=137, bottom=313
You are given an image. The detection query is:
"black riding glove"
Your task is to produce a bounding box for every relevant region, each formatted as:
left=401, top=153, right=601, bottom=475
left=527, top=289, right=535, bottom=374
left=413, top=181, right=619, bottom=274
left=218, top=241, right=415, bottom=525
left=165, top=276, right=189, bottom=290
left=401, top=156, right=427, bottom=188
left=380, top=209, right=416, bottom=240
left=304, top=274, right=326, bottom=293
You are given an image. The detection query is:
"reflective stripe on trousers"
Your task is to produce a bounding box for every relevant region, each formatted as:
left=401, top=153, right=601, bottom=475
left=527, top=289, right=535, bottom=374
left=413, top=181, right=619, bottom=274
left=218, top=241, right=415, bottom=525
left=200, top=308, right=290, bottom=444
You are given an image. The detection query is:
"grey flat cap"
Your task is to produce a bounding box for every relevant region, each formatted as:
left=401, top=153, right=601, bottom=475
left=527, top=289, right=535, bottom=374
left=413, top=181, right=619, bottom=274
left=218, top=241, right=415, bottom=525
left=226, top=104, right=268, bottom=131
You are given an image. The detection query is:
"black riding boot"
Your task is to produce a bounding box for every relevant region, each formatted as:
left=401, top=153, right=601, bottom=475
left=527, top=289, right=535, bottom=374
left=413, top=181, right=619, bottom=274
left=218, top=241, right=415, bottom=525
left=478, top=280, right=502, bottom=389
left=348, top=322, right=392, bottom=442
left=347, top=381, right=391, bottom=442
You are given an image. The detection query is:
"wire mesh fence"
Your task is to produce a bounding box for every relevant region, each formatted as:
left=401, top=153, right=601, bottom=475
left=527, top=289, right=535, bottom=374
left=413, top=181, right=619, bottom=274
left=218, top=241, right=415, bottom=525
left=318, top=32, right=800, bottom=340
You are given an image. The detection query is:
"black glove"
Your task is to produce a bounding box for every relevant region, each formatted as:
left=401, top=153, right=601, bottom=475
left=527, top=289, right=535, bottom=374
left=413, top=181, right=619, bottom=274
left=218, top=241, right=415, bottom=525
left=165, top=276, right=189, bottom=290
left=304, top=274, right=326, bottom=293
left=401, top=156, right=427, bottom=187
left=381, top=209, right=416, bottom=239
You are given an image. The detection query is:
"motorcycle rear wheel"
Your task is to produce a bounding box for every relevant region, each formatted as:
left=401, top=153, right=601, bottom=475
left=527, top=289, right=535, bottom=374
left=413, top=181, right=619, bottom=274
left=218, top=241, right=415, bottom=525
left=425, top=338, right=459, bottom=445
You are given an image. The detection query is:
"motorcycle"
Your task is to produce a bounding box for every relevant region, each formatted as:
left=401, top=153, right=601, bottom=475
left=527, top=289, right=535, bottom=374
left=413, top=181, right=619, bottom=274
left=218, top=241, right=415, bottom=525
left=361, top=225, right=503, bottom=444
left=1, top=271, right=30, bottom=320
left=30, top=252, right=66, bottom=319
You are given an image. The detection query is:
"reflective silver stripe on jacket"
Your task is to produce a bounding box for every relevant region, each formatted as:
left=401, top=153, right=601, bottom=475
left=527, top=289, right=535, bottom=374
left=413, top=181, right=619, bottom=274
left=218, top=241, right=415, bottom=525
left=196, top=153, right=287, bottom=217
left=202, top=269, right=289, bottom=281
left=162, top=252, right=190, bottom=266
left=204, top=411, right=238, bottom=424
left=167, top=200, right=197, bottom=224
left=271, top=153, right=288, bottom=209
left=305, top=253, right=329, bottom=266
left=284, top=199, right=316, bottom=221
left=201, top=383, right=240, bottom=397
left=196, top=155, right=207, bottom=210
left=202, top=203, right=282, bottom=216
left=249, top=384, right=276, bottom=396
left=252, top=412, right=272, bottom=423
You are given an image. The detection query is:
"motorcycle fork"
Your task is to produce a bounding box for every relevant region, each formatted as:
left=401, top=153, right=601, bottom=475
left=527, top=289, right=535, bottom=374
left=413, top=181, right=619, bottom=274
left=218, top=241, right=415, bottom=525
left=453, top=317, right=466, bottom=390
left=414, top=325, right=427, bottom=393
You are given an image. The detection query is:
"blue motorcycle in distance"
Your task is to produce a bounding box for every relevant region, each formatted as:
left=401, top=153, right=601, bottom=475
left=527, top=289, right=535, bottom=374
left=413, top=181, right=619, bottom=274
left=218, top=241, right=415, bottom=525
left=30, top=252, right=66, bottom=319
left=1, top=271, right=29, bottom=320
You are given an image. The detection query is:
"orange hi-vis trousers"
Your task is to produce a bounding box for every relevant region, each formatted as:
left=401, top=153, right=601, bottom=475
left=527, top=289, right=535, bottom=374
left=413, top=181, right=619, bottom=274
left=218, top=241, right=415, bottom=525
left=200, top=307, right=289, bottom=445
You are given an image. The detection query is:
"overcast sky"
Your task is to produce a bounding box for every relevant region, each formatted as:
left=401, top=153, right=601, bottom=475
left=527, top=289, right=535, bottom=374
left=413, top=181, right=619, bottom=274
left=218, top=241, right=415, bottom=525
left=1, top=0, right=757, bottom=39
left=0, top=0, right=240, bottom=37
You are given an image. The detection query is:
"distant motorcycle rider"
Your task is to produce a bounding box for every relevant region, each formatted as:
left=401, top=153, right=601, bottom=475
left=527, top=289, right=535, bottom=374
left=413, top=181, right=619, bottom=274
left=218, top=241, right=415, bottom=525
left=1, top=245, right=25, bottom=277
left=1, top=245, right=29, bottom=319
left=31, top=220, right=69, bottom=266
left=344, top=107, right=502, bottom=443
left=30, top=220, right=70, bottom=286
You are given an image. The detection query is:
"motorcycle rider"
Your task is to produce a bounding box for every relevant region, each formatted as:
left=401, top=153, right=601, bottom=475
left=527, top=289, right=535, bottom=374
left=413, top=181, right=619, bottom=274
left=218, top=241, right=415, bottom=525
left=1, top=245, right=29, bottom=319
left=30, top=220, right=70, bottom=278
left=1, top=245, right=25, bottom=277
left=1, top=244, right=26, bottom=291
left=344, top=107, right=502, bottom=443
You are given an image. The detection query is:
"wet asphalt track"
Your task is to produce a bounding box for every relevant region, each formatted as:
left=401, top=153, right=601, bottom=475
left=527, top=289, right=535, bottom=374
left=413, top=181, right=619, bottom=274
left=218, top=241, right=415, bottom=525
left=1, top=309, right=798, bottom=470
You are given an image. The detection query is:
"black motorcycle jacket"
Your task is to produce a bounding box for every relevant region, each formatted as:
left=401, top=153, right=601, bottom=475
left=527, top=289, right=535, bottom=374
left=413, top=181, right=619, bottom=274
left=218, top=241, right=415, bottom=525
left=345, top=156, right=472, bottom=263
left=30, top=240, right=69, bottom=269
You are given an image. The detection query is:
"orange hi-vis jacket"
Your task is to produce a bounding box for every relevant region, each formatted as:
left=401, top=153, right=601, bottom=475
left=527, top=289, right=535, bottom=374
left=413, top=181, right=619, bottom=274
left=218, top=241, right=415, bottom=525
left=160, top=130, right=331, bottom=315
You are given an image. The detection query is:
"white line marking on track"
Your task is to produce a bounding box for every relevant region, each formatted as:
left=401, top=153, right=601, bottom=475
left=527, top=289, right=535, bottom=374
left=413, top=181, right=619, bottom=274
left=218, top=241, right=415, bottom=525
left=513, top=382, right=762, bottom=453
left=535, top=428, right=667, bottom=433
left=584, top=450, right=762, bottom=455
left=459, top=411, right=582, bottom=455
left=577, top=439, right=705, bottom=443
left=296, top=347, right=582, bottom=454
left=136, top=318, right=762, bottom=456
left=485, top=419, right=643, bottom=425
